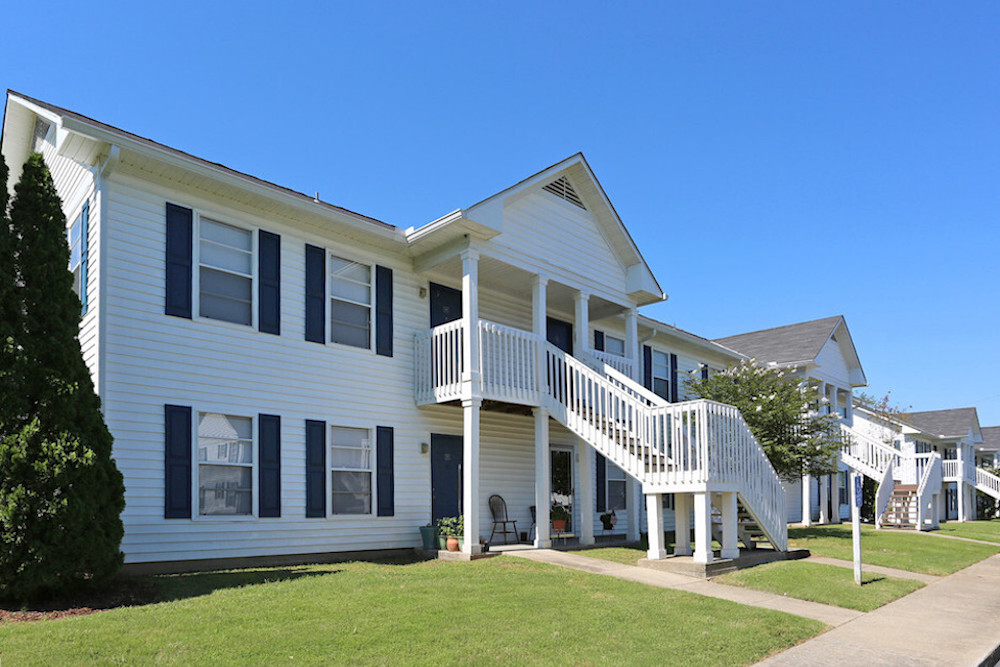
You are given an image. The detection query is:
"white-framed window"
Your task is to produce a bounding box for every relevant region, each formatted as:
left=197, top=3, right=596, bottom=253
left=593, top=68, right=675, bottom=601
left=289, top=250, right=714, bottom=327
left=329, top=255, right=372, bottom=349
left=197, top=412, right=254, bottom=516
left=606, top=462, right=626, bottom=512
left=652, top=350, right=670, bottom=400
left=198, top=217, right=254, bottom=326
left=604, top=335, right=625, bottom=357
left=331, top=426, right=372, bottom=514
left=67, top=208, right=85, bottom=298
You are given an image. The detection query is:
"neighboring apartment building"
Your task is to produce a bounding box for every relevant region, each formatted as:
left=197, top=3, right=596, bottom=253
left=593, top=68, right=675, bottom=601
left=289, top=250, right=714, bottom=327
left=3, top=91, right=788, bottom=569
left=715, top=316, right=867, bottom=525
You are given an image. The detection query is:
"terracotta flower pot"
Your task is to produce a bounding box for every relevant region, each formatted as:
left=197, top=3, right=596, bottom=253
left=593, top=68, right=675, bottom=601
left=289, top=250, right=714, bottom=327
left=446, top=536, right=460, bottom=552
left=552, top=519, right=566, bottom=532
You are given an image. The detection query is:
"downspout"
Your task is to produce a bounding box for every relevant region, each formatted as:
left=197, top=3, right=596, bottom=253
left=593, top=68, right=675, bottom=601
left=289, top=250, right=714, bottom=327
left=94, top=145, right=120, bottom=412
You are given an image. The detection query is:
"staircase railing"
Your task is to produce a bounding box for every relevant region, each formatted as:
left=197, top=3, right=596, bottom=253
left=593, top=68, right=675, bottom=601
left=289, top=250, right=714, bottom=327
left=976, top=466, right=1000, bottom=500
left=874, top=459, right=895, bottom=529
left=589, top=349, right=636, bottom=379
left=840, top=424, right=901, bottom=481
left=916, top=452, right=942, bottom=530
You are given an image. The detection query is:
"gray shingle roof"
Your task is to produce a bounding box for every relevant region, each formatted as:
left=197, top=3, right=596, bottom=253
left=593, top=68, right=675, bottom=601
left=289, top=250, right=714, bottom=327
left=905, top=408, right=979, bottom=439
left=980, top=426, right=1000, bottom=451
left=713, top=315, right=843, bottom=366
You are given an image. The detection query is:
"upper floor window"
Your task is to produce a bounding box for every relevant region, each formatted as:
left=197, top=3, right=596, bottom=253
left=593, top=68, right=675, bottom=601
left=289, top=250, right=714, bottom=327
left=199, top=218, right=253, bottom=325
left=652, top=350, right=670, bottom=400
left=331, top=426, right=372, bottom=514
left=197, top=412, right=253, bottom=516
left=68, top=209, right=85, bottom=298
left=604, top=335, right=625, bottom=357
left=329, top=255, right=371, bottom=348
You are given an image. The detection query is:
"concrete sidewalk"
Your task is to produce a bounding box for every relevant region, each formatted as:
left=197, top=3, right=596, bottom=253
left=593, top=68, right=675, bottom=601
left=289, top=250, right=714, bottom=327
left=759, top=552, right=1000, bottom=666
left=805, top=555, right=940, bottom=584
left=507, top=548, right=861, bottom=626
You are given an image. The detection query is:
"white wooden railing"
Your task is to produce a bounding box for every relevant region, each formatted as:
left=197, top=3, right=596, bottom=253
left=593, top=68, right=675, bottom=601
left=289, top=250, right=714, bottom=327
left=479, top=320, right=537, bottom=404
left=840, top=425, right=900, bottom=482
left=414, top=320, right=465, bottom=404
left=976, top=466, right=1000, bottom=500
left=589, top=349, right=635, bottom=379
left=916, top=452, right=942, bottom=530
left=942, top=459, right=959, bottom=480
left=874, top=459, right=895, bottom=529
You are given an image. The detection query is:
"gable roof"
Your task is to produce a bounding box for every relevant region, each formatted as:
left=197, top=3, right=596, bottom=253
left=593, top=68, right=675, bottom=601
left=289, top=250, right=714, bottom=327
left=981, top=426, right=1000, bottom=452
left=714, top=315, right=844, bottom=366
left=905, top=407, right=981, bottom=440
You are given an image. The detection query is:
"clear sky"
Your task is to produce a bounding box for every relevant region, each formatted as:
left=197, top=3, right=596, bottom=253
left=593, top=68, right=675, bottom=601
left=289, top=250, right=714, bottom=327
left=3, top=2, right=998, bottom=424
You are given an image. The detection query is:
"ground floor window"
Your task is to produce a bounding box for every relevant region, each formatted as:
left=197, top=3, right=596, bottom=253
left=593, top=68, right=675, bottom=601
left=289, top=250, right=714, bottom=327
left=197, top=413, right=253, bottom=516
left=331, top=426, right=372, bottom=514
left=606, top=462, right=626, bottom=511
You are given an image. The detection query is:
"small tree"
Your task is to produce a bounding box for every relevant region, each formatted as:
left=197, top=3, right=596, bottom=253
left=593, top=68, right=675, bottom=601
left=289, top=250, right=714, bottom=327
left=686, top=359, right=841, bottom=481
left=0, top=154, right=125, bottom=602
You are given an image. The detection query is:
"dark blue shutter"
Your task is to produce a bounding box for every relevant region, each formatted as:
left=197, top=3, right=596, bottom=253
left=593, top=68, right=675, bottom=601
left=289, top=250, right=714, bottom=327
left=375, top=265, right=393, bottom=357
left=165, top=203, right=193, bottom=318
left=164, top=405, right=192, bottom=519
left=701, top=365, right=709, bottom=381
left=258, top=231, right=281, bottom=335
left=259, top=414, right=281, bottom=517
left=643, top=345, right=653, bottom=390
left=594, top=330, right=605, bottom=352
left=305, top=419, right=326, bottom=517
left=79, top=201, right=90, bottom=315
left=305, top=244, right=325, bottom=343
left=376, top=426, right=394, bottom=516
left=670, top=353, right=679, bottom=402
left=596, top=452, right=607, bottom=512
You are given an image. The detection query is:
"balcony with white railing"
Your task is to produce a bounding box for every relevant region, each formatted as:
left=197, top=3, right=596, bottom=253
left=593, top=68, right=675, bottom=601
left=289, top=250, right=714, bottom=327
left=589, top=349, right=636, bottom=379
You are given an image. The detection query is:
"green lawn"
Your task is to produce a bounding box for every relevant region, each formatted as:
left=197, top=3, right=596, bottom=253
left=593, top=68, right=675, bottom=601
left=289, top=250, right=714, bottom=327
left=579, top=544, right=648, bottom=565
left=716, top=561, right=923, bottom=611
left=0, top=556, right=824, bottom=665
left=936, top=520, right=1000, bottom=544
left=789, top=525, right=1000, bottom=575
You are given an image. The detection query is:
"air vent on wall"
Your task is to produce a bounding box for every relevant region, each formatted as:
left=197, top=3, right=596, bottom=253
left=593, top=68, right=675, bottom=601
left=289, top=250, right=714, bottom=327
left=32, top=117, right=52, bottom=153
left=543, top=176, right=586, bottom=210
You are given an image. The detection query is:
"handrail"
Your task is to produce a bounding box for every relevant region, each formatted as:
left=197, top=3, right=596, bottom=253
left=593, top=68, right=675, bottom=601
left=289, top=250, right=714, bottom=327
left=588, top=349, right=636, bottom=379
left=874, top=460, right=895, bottom=529
left=976, top=466, right=1000, bottom=500
left=916, top=452, right=942, bottom=530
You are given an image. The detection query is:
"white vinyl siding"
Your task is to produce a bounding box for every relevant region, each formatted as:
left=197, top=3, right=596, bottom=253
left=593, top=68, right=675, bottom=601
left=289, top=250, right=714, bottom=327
left=330, top=426, right=372, bottom=515
left=199, top=218, right=253, bottom=325
left=197, top=413, right=253, bottom=516
left=329, top=255, right=371, bottom=349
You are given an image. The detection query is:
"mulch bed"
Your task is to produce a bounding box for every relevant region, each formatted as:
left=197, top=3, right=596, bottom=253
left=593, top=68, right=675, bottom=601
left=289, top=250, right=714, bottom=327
left=0, top=577, right=158, bottom=623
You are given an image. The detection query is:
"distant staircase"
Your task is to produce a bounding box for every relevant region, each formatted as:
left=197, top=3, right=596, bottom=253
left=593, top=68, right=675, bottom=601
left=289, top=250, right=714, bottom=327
left=882, top=484, right=919, bottom=528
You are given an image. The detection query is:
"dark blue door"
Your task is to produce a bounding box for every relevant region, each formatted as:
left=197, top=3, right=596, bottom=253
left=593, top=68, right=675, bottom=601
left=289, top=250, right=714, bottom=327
left=430, top=283, right=462, bottom=327
left=431, top=434, right=463, bottom=521
left=547, top=317, right=573, bottom=354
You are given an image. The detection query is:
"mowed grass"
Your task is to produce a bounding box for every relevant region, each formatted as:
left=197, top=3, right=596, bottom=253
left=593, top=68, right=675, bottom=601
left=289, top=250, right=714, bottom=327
left=0, top=556, right=824, bottom=666
left=936, top=520, right=1000, bottom=544
left=789, top=525, right=1000, bottom=575
left=578, top=544, right=648, bottom=565
left=716, top=561, right=924, bottom=611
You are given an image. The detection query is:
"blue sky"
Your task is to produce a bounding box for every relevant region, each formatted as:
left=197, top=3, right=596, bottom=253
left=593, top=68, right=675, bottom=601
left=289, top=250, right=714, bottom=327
left=3, top=3, right=998, bottom=424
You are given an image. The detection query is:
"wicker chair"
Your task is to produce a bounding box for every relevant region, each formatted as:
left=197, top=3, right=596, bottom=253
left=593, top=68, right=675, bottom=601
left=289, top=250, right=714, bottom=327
left=488, top=494, right=519, bottom=544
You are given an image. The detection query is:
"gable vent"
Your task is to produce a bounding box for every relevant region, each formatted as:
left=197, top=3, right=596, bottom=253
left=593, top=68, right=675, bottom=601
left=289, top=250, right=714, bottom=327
left=543, top=176, right=586, bottom=210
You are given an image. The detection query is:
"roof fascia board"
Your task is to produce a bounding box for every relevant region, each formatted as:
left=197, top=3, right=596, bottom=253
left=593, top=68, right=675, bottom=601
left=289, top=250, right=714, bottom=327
left=636, top=316, right=746, bottom=361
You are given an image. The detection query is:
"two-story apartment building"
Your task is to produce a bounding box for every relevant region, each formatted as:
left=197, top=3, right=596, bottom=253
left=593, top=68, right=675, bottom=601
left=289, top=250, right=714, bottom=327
left=3, top=91, right=788, bottom=570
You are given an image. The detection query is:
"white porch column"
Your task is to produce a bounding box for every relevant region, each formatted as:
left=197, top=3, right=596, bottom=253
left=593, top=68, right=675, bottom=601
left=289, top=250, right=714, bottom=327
left=533, top=407, right=551, bottom=548
left=461, top=249, right=481, bottom=400
left=626, top=479, right=641, bottom=541
left=819, top=475, right=830, bottom=524
left=578, top=440, right=595, bottom=546
left=574, top=291, right=589, bottom=357
left=674, top=493, right=692, bottom=556
left=646, top=493, right=667, bottom=560
left=801, top=474, right=813, bottom=526
left=720, top=492, right=740, bottom=560
left=624, top=308, right=639, bottom=383
left=957, top=444, right=967, bottom=522
left=693, top=492, right=714, bottom=564
left=462, top=398, right=482, bottom=554
left=532, top=276, right=548, bottom=398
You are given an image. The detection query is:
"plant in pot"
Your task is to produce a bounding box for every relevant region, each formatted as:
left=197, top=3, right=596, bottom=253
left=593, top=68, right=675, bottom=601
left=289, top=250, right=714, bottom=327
left=419, top=522, right=438, bottom=550
left=551, top=503, right=570, bottom=533
left=436, top=516, right=465, bottom=551
left=599, top=510, right=617, bottom=532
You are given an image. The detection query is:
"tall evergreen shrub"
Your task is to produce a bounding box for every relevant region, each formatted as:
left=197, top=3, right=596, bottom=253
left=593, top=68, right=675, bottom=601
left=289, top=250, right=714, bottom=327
left=0, top=153, right=125, bottom=602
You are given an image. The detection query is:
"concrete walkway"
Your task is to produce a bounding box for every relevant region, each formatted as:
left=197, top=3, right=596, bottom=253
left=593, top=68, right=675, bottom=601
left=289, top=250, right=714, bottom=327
left=759, top=552, right=1000, bottom=666
left=805, top=555, right=940, bottom=584
left=506, top=548, right=861, bottom=626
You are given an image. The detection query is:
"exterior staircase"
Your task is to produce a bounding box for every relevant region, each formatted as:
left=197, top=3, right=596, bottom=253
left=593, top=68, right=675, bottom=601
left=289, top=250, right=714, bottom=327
left=882, top=484, right=919, bottom=528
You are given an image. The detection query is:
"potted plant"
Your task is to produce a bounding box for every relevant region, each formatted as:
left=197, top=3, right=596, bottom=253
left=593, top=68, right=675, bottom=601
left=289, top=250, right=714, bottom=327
left=419, top=522, right=438, bottom=550
left=436, top=516, right=464, bottom=551
left=551, top=503, right=570, bottom=532
left=600, top=510, right=618, bottom=532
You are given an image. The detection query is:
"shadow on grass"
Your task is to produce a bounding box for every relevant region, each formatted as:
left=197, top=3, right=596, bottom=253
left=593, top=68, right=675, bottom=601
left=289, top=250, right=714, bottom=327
left=154, top=566, right=340, bottom=602
left=789, top=525, right=858, bottom=541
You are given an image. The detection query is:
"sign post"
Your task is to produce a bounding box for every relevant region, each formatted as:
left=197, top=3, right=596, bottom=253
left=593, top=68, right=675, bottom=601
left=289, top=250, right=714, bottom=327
left=851, top=471, right=863, bottom=585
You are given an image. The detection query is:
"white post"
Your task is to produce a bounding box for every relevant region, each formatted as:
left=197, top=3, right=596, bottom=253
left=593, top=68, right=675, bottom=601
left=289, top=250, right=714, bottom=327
left=819, top=474, right=830, bottom=524
left=578, top=440, right=595, bottom=546
left=624, top=308, right=639, bottom=383
left=720, top=491, right=740, bottom=560
left=957, top=444, right=967, bottom=522
left=574, top=291, right=589, bottom=357
left=802, top=474, right=813, bottom=526
left=532, top=276, right=547, bottom=399
left=533, top=407, right=551, bottom=548
left=693, top=491, right=714, bottom=564
left=462, top=398, right=482, bottom=554
left=461, top=249, right=481, bottom=400
left=626, top=479, right=641, bottom=542
left=674, top=493, right=692, bottom=556
left=851, top=471, right=863, bottom=585
left=646, top=493, right=666, bottom=560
